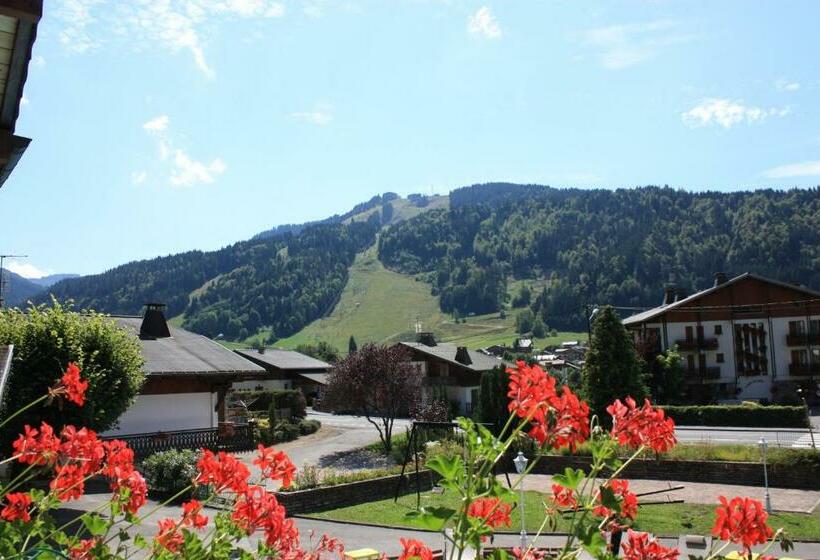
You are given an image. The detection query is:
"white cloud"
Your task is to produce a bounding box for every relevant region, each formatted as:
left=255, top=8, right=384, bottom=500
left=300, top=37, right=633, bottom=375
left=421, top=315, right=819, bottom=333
left=130, top=170, right=148, bottom=185
left=762, top=161, right=820, bottom=179
left=142, top=115, right=169, bottom=133
left=289, top=104, right=333, bottom=126
left=775, top=79, right=800, bottom=92
left=468, top=6, right=501, bottom=39
left=581, top=20, right=692, bottom=70
left=681, top=98, right=790, bottom=129
left=140, top=115, right=226, bottom=187
left=4, top=259, right=52, bottom=279
left=20, top=95, right=29, bottom=106
left=54, top=0, right=286, bottom=77
left=32, top=55, right=46, bottom=66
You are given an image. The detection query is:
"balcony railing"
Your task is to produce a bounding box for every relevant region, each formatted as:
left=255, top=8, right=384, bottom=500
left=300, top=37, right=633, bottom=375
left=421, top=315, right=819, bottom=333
left=676, top=337, right=719, bottom=351
left=789, top=363, right=820, bottom=377
left=101, top=425, right=255, bottom=459
left=685, top=366, right=722, bottom=380
left=786, top=333, right=820, bottom=346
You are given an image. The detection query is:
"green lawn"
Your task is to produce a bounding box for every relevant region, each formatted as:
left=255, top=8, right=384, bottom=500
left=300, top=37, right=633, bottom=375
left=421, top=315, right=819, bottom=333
left=306, top=491, right=820, bottom=539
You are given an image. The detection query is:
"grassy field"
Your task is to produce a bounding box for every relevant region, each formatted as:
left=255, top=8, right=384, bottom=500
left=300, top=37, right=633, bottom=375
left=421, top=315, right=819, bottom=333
left=306, top=490, right=820, bottom=538
left=274, top=244, right=585, bottom=352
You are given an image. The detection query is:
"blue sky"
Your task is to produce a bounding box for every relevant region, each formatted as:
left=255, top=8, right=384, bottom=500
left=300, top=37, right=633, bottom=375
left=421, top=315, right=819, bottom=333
left=3, top=0, right=819, bottom=278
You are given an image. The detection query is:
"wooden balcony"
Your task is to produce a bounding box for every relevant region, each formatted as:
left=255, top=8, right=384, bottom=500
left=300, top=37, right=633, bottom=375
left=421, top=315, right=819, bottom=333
left=789, top=363, right=820, bottom=377
left=786, top=333, right=820, bottom=346
left=676, top=337, right=719, bottom=351
left=685, top=366, right=722, bottom=380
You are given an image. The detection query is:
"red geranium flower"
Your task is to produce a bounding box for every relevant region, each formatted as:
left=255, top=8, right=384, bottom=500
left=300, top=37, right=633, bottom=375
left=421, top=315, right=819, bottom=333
left=60, top=425, right=105, bottom=475
left=594, top=479, right=638, bottom=526
left=550, top=484, right=577, bottom=509
left=253, top=444, right=296, bottom=488
left=507, top=361, right=557, bottom=421
left=111, top=469, right=148, bottom=514
left=1, top=492, right=33, bottom=522
left=102, top=439, right=135, bottom=479
left=543, top=385, right=590, bottom=451
left=467, top=497, right=512, bottom=529
left=181, top=499, right=209, bottom=529
left=50, top=463, right=86, bottom=501
left=12, top=422, right=61, bottom=466
left=712, top=496, right=773, bottom=550
left=155, top=518, right=184, bottom=553
left=232, top=485, right=290, bottom=547
left=621, top=530, right=679, bottom=560
left=607, top=397, right=676, bottom=453
left=60, top=362, right=88, bottom=406
left=399, top=538, right=433, bottom=560
left=68, top=538, right=98, bottom=560
left=195, top=449, right=250, bottom=494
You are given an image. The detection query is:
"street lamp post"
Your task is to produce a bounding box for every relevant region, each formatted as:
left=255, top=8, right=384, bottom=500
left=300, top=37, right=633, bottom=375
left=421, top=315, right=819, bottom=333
left=513, top=451, right=528, bottom=550
left=758, top=437, right=772, bottom=514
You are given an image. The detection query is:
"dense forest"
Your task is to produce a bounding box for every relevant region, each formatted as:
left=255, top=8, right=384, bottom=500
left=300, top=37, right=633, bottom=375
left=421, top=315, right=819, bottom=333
left=379, top=184, right=820, bottom=329
left=39, top=215, right=380, bottom=340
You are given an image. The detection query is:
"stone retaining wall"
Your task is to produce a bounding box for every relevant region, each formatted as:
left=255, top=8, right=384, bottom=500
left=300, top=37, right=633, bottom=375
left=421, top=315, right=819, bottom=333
left=276, top=470, right=434, bottom=515
left=515, top=455, right=818, bottom=491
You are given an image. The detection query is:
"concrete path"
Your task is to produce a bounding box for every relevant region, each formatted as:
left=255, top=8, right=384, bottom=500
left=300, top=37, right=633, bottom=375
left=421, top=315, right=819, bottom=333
left=511, top=474, right=820, bottom=513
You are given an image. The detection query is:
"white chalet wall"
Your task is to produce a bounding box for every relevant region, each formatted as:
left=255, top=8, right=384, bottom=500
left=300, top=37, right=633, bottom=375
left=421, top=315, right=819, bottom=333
left=104, top=392, right=217, bottom=436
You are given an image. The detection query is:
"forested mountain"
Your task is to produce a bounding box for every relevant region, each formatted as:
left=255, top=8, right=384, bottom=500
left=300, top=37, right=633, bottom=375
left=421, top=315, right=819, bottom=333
left=34, top=184, right=820, bottom=340
left=39, top=215, right=381, bottom=340
left=1, top=271, right=43, bottom=307
left=379, top=184, right=820, bottom=329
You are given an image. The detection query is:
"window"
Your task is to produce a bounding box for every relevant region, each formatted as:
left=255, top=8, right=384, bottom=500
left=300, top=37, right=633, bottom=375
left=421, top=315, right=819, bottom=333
left=791, top=349, right=808, bottom=365
left=685, top=326, right=694, bottom=341
left=687, top=354, right=695, bottom=370
left=716, top=353, right=724, bottom=363
left=714, top=325, right=722, bottom=335
left=789, top=320, right=806, bottom=336
left=810, top=319, right=820, bottom=335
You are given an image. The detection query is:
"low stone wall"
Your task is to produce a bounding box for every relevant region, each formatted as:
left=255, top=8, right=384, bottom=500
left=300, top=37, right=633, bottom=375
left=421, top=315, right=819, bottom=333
left=514, top=455, right=818, bottom=491
left=276, top=470, right=434, bottom=515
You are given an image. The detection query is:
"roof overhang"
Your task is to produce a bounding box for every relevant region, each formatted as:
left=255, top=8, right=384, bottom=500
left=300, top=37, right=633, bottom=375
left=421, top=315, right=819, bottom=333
left=0, top=0, right=41, bottom=189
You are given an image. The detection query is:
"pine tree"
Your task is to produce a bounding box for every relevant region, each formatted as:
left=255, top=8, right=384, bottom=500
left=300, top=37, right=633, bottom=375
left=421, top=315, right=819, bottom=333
left=348, top=335, right=358, bottom=354
left=581, top=305, right=648, bottom=423
left=476, top=366, right=509, bottom=435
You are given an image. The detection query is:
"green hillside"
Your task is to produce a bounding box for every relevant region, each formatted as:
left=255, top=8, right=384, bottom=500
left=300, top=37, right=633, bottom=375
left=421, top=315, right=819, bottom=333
left=273, top=244, right=585, bottom=352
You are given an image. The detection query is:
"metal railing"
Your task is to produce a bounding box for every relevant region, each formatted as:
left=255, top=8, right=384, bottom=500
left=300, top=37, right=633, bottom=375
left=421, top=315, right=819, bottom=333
left=102, top=425, right=255, bottom=458
left=675, top=426, right=818, bottom=449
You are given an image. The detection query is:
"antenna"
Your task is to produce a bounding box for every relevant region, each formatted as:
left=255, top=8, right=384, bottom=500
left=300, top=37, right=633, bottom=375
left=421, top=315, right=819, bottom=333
left=414, top=315, right=422, bottom=334
left=0, top=254, right=28, bottom=309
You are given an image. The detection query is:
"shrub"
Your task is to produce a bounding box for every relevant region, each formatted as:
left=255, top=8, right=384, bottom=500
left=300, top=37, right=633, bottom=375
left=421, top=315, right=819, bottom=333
left=232, top=390, right=275, bottom=412
left=292, top=465, right=319, bottom=490
left=0, top=302, right=145, bottom=451
left=141, top=448, right=206, bottom=501
left=267, top=390, right=307, bottom=423
left=298, top=419, right=321, bottom=435
left=660, top=404, right=808, bottom=428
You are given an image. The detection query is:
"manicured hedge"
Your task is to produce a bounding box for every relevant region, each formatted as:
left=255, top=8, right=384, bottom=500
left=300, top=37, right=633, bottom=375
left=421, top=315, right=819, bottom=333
left=660, top=405, right=808, bottom=428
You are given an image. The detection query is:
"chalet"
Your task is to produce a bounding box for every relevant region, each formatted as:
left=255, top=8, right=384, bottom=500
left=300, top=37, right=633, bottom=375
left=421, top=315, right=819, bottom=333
left=0, top=0, right=40, bottom=189
left=513, top=338, right=533, bottom=353
left=623, top=272, right=820, bottom=403
left=233, top=347, right=330, bottom=401
left=104, top=304, right=265, bottom=436
left=399, top=333, right=504, bottom=415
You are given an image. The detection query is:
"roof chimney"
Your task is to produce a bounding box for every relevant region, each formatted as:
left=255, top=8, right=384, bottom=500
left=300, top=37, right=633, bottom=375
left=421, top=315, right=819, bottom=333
left=417, top=332, right=437, bottom=347
left=674, top=287, right=688, bottom=302
left=139, top=303, right=171, bottom=339
left=455, top=346, right=472, bottom=365
left=662, top=285, right=676, bottom=306
left=714, top=272, right=727, bottom=287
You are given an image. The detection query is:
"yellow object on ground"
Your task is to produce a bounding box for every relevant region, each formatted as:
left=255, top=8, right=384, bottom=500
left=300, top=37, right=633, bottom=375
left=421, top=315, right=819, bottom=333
left=345, top=548, right=380, bottom=560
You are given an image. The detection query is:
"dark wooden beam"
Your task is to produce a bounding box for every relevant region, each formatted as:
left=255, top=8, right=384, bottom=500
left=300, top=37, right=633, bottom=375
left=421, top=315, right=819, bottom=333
left=0, top=0, right=42, bottom=23
left=0, top=16, right=36, bottom=130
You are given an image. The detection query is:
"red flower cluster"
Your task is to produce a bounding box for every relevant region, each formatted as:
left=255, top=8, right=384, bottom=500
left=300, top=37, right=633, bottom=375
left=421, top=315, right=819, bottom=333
left=13, top=422, right=61, bottom=465
left=196, top=449, right=251, bottom=494
left=712, top=496, right=774, bottom=550
left=155, top=518, right=184, bottom=553
left=253, top=444, right=297, bottom=488
left=512, top=547, right=548, bottom=560
left=550, top=484, right=577, bottom=509
left=507, top=362, right=589, bottom=450
left=51, top=464, right=86, bottom=501
left=68, top=538, right=98, bottom=560
left=621, top=530, right=679, bottom=560
left=59, top=426, right=106, bottom=473
left=607, top=397, right=677, bottom=453
left=1, top=492, right=33, bottom=522
left=232, top=485, right=297, bottom=549
left=594, top=479, right=638, bottom=526
left=181, top=499, right=209, bottom=529
left=467, top=497, right=512, bottom=528
left=398, top=538, right=433, bottom=560
left=60, top=362, right=88, bottom=406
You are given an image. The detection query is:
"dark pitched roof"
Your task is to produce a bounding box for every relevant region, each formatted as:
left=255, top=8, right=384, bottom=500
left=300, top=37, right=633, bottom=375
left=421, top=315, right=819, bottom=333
left=399, top=341, right=503, bottom=373
left=234, top=349, right=331, bottom=371
left=113, top=317, right=264, bottom=376
left=0, top=344, right=13, bottom=405
left=623, top=272, right=820, bottom=326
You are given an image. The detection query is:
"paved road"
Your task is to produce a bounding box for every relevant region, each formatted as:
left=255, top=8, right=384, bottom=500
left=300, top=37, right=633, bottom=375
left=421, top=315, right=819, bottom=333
left=675, top=426, right=819, bottom=448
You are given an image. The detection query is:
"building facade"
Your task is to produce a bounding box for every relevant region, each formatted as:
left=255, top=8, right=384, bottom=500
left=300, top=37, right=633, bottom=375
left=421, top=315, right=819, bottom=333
left=623, top=273, right=820, bottom=403
left=232, top=348, right=330, bottom=402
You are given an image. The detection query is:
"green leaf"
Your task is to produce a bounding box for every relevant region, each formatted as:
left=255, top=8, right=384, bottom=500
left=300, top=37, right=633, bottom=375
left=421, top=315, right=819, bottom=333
left=552, top=467, right=584, bottom=490
left=598, top=485, right=620, bottom=512
left=134, top=534, right=148, bottom=549
left=81, top=514, right=108, bottom=536
left=425, top=454, right=463, bottom=482
left=405, top=507, right=456, bottom=531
